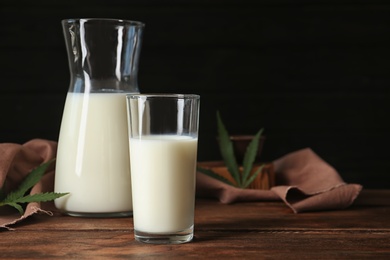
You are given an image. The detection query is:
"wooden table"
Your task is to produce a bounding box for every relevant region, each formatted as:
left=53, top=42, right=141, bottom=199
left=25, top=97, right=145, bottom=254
left=0, top=189, right=389, bottom=259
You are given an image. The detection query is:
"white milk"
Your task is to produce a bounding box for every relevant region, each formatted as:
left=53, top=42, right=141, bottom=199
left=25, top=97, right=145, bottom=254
left=54, top=92, right=132, bottom=214
left=130, top=135, right=198, bottom=233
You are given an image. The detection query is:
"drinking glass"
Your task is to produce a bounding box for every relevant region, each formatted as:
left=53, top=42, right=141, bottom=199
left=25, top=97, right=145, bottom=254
left=126, top=93, right=200, bottom=244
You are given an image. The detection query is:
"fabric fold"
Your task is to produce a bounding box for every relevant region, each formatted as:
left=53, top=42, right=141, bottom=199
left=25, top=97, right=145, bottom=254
left=196, top=148, right=363, bottom=213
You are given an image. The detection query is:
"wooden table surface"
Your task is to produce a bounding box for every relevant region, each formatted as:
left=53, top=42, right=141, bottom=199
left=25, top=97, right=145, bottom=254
left=0, top=189, right=389, bottom=259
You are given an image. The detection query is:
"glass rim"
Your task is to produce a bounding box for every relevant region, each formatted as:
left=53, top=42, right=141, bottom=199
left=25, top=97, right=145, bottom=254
left=126, top=93, right=200, bottom=100
left=62, top=18, right=145, bottom=27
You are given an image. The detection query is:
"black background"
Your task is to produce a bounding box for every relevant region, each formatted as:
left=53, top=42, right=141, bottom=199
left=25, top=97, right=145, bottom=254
left=1, top=0, right=389, bottom=188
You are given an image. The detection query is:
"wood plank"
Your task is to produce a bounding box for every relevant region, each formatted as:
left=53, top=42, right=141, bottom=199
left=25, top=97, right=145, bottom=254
left=0, top=231, right=389, bottom=259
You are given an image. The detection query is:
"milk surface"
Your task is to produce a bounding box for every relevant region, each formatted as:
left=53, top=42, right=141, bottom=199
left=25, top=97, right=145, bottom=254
left=130, top=135, right=198, bottom=233
left=54, top=92, right=132, bottom=213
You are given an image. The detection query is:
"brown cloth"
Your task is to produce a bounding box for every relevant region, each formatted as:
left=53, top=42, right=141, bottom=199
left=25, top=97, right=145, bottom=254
left=196, top=148, right=363, bottom=213
left=0, top=139, right=57, bottom=230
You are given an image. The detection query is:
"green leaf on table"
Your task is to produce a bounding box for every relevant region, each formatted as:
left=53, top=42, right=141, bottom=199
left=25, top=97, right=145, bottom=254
left=0, top=158, right=69, bottom=215
left=204, top=111, right=266, bottom=189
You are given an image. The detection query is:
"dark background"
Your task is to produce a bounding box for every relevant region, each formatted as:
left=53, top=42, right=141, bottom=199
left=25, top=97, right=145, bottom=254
left=1, top=0, right=389, bottom=188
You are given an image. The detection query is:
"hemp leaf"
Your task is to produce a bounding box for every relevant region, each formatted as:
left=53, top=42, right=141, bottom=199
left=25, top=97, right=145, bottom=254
left=197, top=111, right=265, bottom=189
left=0, top=159, right=68, bottom=215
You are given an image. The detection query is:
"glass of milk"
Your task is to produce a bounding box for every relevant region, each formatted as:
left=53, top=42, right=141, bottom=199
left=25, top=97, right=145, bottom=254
left=126, top=94, right=200, bottom=244
left=54, top=19, right=144, bottom=217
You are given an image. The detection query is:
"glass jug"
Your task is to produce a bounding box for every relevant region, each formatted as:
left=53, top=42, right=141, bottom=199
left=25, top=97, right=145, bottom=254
left=54, top=18, right=144, bottom=217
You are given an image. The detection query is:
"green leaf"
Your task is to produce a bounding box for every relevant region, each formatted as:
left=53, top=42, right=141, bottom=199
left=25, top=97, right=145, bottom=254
left=197, top=166, right=236, bottom=187
left=8, top=192, right=69, bottom=204
left=217, top=111, right=241, bottom=187
left=242, top=164, right=265, bottom=189
left=0, top=158, right=69, bottom=216
left=208, top=111, right=266, bottom=189
left=3, top=159, right=55, bottom=203
left=241, top=128, right=264, bottom=186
